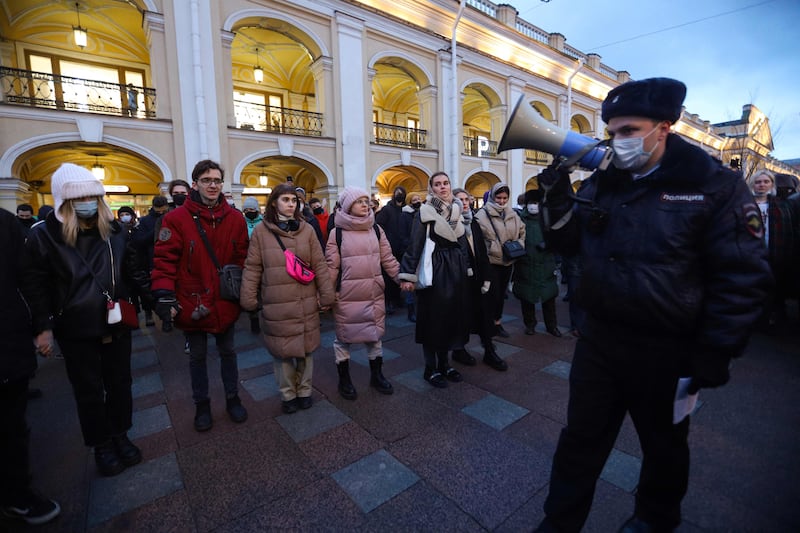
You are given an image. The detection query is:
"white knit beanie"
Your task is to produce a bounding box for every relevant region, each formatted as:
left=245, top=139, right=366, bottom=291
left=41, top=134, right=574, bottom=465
left=51, top=163, right=106, bottom=222
left=339, top=186, right=369, bottom=214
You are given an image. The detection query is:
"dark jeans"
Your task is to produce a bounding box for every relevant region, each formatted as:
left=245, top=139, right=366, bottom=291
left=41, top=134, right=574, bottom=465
left=60, top=332, right=133, bottom=446
left=0, top=377, right=30, bottom=503
left=544, top=338, right=690, bottom=531
left=488, top=263, right=514, bottom=323
left=562, top=254, right=586, bottom=332
left=186, top=326, right=239, bottom=403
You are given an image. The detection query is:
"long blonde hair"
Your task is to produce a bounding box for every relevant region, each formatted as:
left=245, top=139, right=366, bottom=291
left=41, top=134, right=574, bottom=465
left=59, top=196, right=115, bottom=247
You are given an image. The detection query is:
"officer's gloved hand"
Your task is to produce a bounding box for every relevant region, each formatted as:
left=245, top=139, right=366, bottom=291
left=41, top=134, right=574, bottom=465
left=152, top=290, right=180, bottom=332
left=688, top=355, right=731, bottom=394
left=538, top=160, right=573, bottom=206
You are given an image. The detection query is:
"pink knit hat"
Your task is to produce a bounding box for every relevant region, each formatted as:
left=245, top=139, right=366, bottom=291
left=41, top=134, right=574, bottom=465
left=339, top=186, right=370, bottom=214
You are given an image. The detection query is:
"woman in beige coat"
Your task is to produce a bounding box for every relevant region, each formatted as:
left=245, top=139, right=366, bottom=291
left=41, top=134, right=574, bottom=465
left=240, top=183, right=335, bottom=414
left=475, top=182, right=525, bottom=338
left=325, top=186, right=401, bottom=400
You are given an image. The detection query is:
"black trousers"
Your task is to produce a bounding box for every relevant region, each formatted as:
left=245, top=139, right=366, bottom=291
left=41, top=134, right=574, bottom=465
left=488, top=263, right=513, bottom=323
left=521, top=297, right=557, bottom=330
left=60, top=331, right=133, bottom=447
left=0, top=376, right=30, bottom=504
left=544, top=337, right=690, bottom=532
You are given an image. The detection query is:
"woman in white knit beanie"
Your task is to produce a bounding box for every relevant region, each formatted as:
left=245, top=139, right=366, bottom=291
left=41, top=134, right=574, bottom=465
left=20, top=163, right=151, bottom=478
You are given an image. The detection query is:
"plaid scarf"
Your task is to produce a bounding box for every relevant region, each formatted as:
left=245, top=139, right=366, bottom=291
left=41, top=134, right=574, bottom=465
left=427, top=194, right=459, bottom=230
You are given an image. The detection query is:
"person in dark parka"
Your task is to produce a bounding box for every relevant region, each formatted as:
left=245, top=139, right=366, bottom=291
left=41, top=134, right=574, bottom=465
left=533, top=78, right=772, bottom=533
left=0, top=208, right=61, bottom=525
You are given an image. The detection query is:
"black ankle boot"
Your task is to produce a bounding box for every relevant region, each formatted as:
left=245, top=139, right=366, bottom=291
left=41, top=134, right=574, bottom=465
left=369, top=357, right=393, bottom=394
left=483, top=343, right=508, bottom=371
left=337, top=360, right=357, bottom=400
left=437, top=351, right=462, bottom=382
left=111, top=433, right=142, bottom=467
left=194, top=399, right=213, bottom=432
left=226, top=394, right=248, bottom=423
left=94, top=441, right=125, bottom=476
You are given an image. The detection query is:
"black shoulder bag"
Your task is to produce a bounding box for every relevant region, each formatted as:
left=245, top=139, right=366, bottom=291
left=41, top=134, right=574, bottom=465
left=486, top=210, right=526, bottom=261
left=193, top=215, right=242, bottom=302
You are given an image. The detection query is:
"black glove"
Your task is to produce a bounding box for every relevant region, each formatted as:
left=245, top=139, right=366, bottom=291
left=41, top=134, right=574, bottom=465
left=152, top=290, right=180, bottom=332
left=688, top=353, right=731, bottom=394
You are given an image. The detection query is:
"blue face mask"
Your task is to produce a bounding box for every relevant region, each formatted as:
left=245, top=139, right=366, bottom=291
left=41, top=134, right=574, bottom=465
left=73, top=200, right=98, bottom=219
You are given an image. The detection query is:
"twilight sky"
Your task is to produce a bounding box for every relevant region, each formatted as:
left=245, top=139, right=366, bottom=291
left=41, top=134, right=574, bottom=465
left=513, top=0, right=800, bottom=160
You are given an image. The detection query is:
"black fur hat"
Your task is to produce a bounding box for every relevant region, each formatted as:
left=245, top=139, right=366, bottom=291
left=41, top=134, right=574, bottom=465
left=601, top=77, right=686, bottom=124
left=524, top=188, right=541, bottom=204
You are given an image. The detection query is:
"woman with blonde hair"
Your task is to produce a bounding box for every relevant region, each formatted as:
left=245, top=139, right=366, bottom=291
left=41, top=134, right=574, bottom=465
left=240, top=183, right=335, bottom=414
left=21, top=163, right=151, bottom=477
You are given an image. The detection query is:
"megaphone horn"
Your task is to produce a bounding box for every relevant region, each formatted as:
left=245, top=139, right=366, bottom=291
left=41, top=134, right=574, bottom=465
left=498, top=96, right=611, bottom=170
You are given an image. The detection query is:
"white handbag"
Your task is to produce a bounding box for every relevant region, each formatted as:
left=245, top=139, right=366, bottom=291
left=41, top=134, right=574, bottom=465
left=415, top=224, right=435, bottom=289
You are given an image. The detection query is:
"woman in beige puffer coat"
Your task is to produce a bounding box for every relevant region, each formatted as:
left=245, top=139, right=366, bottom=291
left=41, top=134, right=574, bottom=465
left=325, top=186, right=401, bottom=400
left=240, top=183, right=335, bottom=415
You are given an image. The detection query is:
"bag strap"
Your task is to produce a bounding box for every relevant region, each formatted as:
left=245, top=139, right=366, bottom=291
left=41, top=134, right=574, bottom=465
left=271, top=230, right=287, bottom=251
left=334, top=225, right=382, bottom=291
left=485, top=208, right=505, bottom=243
left=193, top=214, right=222, bottom=272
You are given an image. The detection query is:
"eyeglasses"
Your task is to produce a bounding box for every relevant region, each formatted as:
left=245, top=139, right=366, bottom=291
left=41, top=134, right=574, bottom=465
left=353, top=199, right=370, bottom=205
left=197, top=178, right=223, bottom=186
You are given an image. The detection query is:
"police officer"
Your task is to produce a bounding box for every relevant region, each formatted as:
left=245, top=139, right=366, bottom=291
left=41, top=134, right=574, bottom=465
left=534, top=78, right=772, bottom=532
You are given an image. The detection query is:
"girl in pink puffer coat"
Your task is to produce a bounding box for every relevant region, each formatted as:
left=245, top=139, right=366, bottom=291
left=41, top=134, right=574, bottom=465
left=325, top=186, right=401, bottom=400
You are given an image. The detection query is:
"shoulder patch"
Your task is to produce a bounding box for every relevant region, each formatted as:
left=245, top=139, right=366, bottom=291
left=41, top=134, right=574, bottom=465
left=158, top=227, right=172, bottom=241
left=742, top=203, right=764, bottom=240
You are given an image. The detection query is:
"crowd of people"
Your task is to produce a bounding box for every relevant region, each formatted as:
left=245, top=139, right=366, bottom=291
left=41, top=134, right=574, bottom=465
left=2, top=76, right=797, bottom=530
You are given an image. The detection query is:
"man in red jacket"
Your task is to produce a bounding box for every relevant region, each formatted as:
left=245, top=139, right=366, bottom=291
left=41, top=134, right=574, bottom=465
left=151, top=160, right=249, bottom=432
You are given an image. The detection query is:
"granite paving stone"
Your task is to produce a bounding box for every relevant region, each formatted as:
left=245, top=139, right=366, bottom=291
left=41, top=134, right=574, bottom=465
left=600, top=448, right=642, bottom=492
left=461, top=393, right=530, bottom=430
left=541, top=359, right=572, bottom=380
left=236, top=346, right=272, bottom=369
left=240, top=373, right=280, bottom=401
left=87, top=452, right=184, bottom=528
left=131, top=372, right=164, bottom=399
left=130, top=348, right=158, bottom=370
left=331, top=449, right=420, bottom=513
left=276, top=399, right=351, bottom=442
left=129, top=403, right=172, bottom=440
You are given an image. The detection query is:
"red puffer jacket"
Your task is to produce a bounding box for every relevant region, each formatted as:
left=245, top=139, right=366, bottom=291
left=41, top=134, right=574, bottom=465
left=151, top=193, right=248, bottom=333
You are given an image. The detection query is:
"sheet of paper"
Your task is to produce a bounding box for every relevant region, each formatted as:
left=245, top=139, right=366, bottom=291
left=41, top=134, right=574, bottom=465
left=673, top=377, right=699, bottom=424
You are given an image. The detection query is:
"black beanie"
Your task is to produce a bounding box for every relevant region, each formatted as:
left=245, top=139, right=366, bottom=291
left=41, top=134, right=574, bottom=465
left=601, top=77, right=686, bottom=124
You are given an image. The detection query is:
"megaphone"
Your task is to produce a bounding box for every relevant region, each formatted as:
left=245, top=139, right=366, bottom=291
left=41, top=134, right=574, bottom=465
left=498, top=96, right=612, bottom=170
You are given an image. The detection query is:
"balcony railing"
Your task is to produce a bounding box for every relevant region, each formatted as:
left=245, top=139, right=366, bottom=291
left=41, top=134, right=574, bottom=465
left=525, top=149, right=553, bottom=165
left=463, top=136, right=499, bottom=158
left=373, top=122, right=427, bottom=149
left=0, top=67, right=156, bottom=118
left=233, top=99, right=323, bottom=137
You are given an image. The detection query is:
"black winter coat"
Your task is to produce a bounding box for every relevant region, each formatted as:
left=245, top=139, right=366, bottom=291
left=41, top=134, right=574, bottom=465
left=399, top=203, right=471, bottom=350
left=375, top=202, right=411, bottom=258
left=0, top=208, right=36, bottom=383
left=21, top=214, right=150, bottom=340
left=560, top=134, right=772, bottom=379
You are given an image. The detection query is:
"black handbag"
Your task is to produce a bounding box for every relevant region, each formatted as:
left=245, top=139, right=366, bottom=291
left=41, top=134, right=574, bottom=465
left=193, top=215, right=243, bottom=302
left=487, top=211, right=526, bottom=261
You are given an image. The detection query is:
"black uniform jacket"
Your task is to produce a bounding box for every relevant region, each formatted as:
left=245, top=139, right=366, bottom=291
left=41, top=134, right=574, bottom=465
left=565, top=134, right=772, bottom=376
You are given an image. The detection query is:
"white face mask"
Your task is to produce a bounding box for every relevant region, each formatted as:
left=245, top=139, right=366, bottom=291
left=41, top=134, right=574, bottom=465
left=73, top=200, right=98, bottom=219
left=120, top=214, right=132, bottom=223
left=612, top=124, right=661, bottom=171
left=527, top=204, right=539, bottom=215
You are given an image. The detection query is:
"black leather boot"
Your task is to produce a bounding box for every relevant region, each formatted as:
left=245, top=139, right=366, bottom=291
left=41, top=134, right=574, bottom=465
left=369, top=357, right=393, bottom=394
left=94, top=441, right=125, bottom=477
left=337, top=360, right=357, bottom=400
left=437, top=351, right=462, bottom=382
left=483, top=343, right=508, bottom=371
left=194, top=399, right=212, bottom=432
left=111, top=433, right=142, bottom=467
left=226, top=394, right=248, bottom=423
